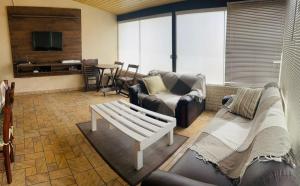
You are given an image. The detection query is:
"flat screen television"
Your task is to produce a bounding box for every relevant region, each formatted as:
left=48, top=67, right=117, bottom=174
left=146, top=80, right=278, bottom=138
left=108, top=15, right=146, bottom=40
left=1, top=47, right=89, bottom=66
left=32, top=32, right=62, bottom=51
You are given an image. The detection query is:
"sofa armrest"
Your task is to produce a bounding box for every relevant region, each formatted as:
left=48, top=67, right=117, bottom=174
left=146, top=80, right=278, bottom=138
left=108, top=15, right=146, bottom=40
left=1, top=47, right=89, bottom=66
left=176, top=95, right=205, bottom=128
left=240, top=160, right=297, bottom=186
left=128, top=84, right=142, bottom=105
left=141, top=170, right=216, bottom=186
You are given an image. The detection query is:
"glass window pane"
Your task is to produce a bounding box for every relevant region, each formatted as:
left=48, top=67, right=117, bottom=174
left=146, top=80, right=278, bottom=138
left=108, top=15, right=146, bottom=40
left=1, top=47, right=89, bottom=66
left=140, top=16, right=172, bottom=74
left=177, top=10, right=226, bottom=84
left=118, top=21, right=140, bottom=69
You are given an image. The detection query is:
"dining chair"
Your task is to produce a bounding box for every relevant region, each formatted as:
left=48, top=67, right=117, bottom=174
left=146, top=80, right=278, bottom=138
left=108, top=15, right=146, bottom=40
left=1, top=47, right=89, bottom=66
left=0, top=80, right=15, bottom=184
left=82, top=59, right=99, bottom=91
left=105, top=61, right=124, bottom=87
left=117, top=64, right=139, bottom=96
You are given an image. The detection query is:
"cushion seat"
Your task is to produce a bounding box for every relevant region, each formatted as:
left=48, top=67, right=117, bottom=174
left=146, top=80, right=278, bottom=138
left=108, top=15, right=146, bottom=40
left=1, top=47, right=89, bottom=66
left=170, top=149, right=234, bottom=186
left=140, top=92, right=182, bottom=117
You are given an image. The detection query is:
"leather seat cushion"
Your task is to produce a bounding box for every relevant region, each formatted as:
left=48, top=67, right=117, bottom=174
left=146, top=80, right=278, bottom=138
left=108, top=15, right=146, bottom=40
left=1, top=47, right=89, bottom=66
left=170, top=150, right=234, bottom=186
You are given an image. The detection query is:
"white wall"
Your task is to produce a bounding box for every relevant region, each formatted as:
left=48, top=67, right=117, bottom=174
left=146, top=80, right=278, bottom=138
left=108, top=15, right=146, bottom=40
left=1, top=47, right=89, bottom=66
left=0, top=0, right=118, bottom=93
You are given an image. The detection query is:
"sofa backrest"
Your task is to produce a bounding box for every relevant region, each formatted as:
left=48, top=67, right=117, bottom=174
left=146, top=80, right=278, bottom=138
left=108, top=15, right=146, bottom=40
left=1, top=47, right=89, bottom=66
left=252, top=85, right=285, bottom=124
left=148, top=70, right=206, bottom=96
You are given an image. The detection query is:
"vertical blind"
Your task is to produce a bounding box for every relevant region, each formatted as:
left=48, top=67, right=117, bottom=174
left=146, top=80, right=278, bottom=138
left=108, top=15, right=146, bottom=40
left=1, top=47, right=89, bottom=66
left=225, top=0, right=286, bottom=87
left=280, top=0, right=300, bottom=161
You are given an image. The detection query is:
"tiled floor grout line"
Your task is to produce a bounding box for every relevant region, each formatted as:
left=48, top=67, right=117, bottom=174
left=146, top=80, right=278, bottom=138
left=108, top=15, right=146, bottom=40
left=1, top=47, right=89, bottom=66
left=1, top=91, right=215, bottom=186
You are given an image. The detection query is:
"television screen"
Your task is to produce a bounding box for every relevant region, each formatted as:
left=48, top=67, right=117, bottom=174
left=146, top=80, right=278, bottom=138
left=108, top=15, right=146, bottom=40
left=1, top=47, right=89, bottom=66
left=32, top=32, right=62, bottom=51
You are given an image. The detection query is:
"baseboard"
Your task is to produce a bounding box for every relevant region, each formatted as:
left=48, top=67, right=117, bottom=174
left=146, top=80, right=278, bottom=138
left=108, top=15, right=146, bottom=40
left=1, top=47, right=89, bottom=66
left=15, top=87, right=83, bottom=96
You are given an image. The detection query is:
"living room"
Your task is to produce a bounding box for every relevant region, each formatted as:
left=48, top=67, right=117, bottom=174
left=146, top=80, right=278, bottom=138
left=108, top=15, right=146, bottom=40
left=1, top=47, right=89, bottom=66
left=0, top=0, right=299, bottom=185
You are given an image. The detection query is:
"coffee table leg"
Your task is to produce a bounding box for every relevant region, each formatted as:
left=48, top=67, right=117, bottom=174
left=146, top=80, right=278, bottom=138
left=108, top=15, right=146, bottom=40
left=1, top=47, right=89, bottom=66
left=91, top=109, right=97, bottom=131
left=135, top=150, right=143, bottom=170
left=168, top=130, right=173, bottom=145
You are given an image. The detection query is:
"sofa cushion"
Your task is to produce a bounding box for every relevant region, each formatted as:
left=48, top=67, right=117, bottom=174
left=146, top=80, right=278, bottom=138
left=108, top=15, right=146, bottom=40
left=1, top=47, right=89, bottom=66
left=142, top=75, right=167, bottom=95
left=140, top=92, right=181, bottom=117
left=170, top=150, right=235, bottom=186
left=230, top=88, right=262, bottom=119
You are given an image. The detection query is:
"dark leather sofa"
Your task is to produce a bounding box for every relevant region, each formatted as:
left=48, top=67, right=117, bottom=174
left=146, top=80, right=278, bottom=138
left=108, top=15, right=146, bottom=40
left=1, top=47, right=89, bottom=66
left=141, top=95, right=298, bottom=186
left=128, top=71, right=206, bottom=128
left=142, top=149, right=297, bottom=186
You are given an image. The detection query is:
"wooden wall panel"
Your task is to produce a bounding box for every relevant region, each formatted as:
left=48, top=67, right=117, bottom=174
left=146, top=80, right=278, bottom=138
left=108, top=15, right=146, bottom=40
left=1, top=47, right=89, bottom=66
left=7, top=6, right=82, bottom=77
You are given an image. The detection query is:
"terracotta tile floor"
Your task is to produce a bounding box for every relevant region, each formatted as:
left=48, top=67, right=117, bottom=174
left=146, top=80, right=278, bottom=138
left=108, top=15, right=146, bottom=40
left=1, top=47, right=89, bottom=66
left=1, top=91, right=215, bottom=186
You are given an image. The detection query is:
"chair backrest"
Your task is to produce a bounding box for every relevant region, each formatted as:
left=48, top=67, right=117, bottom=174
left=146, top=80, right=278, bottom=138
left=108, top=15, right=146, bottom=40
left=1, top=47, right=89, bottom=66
left=2, top=81, right=14, bottom=144
left=82, top=59, right=98, bottom=66
left=82, top=59, right=98, bottom=77
left=124, top=64, right=139, bottom=80
left=114, top=61, right=124, bottom=78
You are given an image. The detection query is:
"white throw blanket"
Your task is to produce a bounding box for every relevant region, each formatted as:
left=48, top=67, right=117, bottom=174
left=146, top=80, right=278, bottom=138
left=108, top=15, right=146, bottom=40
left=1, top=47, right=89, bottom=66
left=203, top=88, right=287, bottom=151
left=190, top=87, right=294, bottom=178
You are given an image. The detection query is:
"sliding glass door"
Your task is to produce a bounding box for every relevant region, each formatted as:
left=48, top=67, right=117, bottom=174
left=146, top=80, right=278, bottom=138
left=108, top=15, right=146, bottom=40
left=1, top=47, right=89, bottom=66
left=176, top=9, right=226, bottom=84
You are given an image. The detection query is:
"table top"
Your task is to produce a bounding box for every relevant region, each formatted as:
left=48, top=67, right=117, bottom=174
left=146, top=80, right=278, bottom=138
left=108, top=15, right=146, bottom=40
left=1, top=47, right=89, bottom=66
left=90, top=100, right=176, bottom=143
left=95, top=64, right=118, bottom=69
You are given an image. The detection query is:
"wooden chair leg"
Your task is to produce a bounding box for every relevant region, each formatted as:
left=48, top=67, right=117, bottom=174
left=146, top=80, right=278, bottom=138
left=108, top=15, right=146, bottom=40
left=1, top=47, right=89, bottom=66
left=4, top=145, right=12, bottom=184
left=10, top=141, right=15, bottom=163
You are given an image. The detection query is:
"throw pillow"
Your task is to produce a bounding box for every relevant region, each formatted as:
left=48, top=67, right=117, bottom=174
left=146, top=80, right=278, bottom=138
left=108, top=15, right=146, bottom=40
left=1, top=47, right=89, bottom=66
left=142, top=75, right=167, bottom=95
left=230, top=88, right=262, bottom=120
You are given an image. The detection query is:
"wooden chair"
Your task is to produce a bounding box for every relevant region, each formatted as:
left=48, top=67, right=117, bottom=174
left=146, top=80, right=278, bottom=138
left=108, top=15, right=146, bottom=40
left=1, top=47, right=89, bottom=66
left=105, top=61, right=124, bottom=86
left=117, top=64, right=139, bottom=96
left=0, top=80, right=15, bottom=184
left=82, top=59, right=99, bottom=91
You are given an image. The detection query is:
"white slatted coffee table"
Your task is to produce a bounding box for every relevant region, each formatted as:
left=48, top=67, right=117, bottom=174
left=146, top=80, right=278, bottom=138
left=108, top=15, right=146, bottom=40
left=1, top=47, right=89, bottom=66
left=90, top=100, right=176, bottom=170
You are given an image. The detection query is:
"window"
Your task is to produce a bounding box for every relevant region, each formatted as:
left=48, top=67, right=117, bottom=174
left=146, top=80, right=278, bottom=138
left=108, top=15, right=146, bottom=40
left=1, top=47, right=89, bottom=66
left=225, top=0, right=286, bottom=87
left=176, top=9, right=226, bottom=84
left=118, top=20, right=140, bottom=67
left=118, top=15, right=172, bottom=74
left=140, top=16, right=172, bottom=74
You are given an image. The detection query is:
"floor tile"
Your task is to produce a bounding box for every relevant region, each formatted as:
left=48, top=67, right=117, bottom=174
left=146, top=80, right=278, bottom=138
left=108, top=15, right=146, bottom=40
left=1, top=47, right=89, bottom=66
left=26, top=173, right=49, bottom=185
left=74, top=169, right=104, bottom=186
left=49, top=168, right=72, bottom=180
left=8, top=91, right=213, bottom=186
left=67, top=156, right=93, bottom=173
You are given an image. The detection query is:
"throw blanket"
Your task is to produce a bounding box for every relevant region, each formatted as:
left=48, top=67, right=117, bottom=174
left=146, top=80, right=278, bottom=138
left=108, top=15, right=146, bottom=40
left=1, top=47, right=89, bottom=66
left=190, top=87, right=295, bottom=179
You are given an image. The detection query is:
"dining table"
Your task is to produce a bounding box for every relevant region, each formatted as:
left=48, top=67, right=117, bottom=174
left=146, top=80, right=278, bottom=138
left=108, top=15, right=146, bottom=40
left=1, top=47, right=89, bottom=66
left=94, top=64, right=119, bottom=95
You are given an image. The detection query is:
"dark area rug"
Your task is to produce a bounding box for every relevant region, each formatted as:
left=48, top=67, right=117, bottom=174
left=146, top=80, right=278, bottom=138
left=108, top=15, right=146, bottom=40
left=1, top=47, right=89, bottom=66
left=77, top=119, right=187, bottom=186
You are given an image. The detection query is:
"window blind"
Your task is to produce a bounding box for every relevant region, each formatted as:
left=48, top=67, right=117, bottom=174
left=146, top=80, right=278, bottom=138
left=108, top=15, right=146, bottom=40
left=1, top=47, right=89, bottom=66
left=225, top=0, right=286, bottom=87
left=280, top=0, right=300, bottom=162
